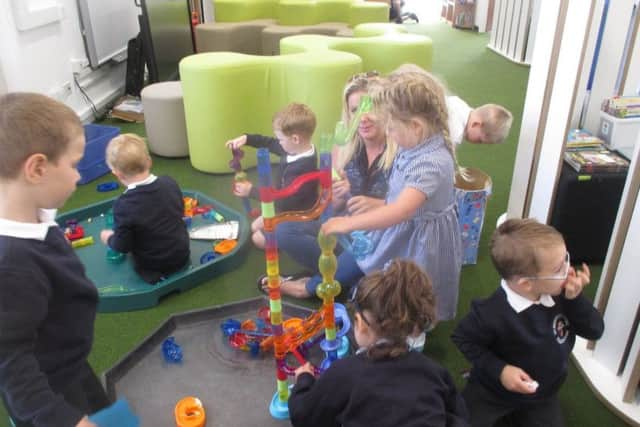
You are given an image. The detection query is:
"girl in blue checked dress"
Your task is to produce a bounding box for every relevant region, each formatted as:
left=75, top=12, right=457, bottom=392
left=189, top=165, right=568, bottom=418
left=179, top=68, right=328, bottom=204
left=280, top=71, right=462, bottom=324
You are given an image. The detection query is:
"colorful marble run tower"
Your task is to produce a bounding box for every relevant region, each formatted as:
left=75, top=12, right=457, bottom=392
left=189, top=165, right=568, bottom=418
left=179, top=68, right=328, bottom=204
left=256, top=136, right=342, bottom=418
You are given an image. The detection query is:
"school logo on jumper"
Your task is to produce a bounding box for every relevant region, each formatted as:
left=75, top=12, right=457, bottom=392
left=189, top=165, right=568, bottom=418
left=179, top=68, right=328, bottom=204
left=552, top=314, right=570, bottom=344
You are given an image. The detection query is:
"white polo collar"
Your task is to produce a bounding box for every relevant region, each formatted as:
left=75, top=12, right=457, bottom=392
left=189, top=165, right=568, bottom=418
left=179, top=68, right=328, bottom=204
left=126, top=174, right=157, bottom=191
left=286, top=145, right=315, bottom=163
left=501, top=280, right=555, bottom=313
left=0, top=209, right=59, bottom=241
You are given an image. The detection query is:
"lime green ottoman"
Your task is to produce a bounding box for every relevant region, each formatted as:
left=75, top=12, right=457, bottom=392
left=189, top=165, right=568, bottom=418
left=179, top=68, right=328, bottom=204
left=179, top=50, right=361, bottom=173
left=213, top=0, right=388, bottom=26
left=213, top=0, right=277, bottom=22
left=280, top=23, right=433, bottom=74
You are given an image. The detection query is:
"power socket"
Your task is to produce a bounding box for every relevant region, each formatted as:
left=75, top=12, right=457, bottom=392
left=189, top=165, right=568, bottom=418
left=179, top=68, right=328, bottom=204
left=49, top=82, right=72, bottom=101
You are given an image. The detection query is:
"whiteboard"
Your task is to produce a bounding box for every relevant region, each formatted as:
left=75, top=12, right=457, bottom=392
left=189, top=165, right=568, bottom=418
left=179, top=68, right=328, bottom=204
left=77, top=0, right=141, bottom=67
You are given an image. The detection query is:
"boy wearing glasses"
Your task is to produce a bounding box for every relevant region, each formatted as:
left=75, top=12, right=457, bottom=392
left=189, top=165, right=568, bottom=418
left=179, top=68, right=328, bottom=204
left=451, top=218, right=604, bottom=427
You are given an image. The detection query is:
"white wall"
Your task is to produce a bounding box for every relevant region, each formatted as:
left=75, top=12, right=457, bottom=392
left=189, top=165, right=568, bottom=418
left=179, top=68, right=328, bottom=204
left=573, top=0, right=640, bottom=132
left=0, top=0, right=139, bottom=121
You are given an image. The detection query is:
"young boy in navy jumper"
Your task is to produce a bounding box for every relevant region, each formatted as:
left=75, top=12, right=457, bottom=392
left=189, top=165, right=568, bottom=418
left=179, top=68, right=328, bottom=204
left=0, top=93, right=110, bottom=427
left=225, top=103, right=318, bottom=250
left=452, top=218, right=604, bottom=427
left=100, top=133, right=189, bottom=284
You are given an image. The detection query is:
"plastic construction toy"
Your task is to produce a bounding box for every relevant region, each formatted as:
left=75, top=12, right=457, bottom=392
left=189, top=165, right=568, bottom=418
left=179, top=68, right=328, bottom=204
left=199, top=251, right=216, bottom=264
left=162, top=336, right=183, bottom=363
left=64, top=220, right=85, bottom=241
left=253, top=136, right=352, bottom=419
left=213, top=239, right=237, bottom=255
left=222, top=303, right=351, bottom=362
left=71, top=236, right=94, bottom=249
left=96, top=181, right=119, bottom=192
left=183, top=197, right=198, bottom=217
left=88, top=398, right=139, bottom=427
left=175, top=396, right=206, bottom=427
left=229, top=148, right=260, bottom=218
left=106, top=248, right=126, bottom=264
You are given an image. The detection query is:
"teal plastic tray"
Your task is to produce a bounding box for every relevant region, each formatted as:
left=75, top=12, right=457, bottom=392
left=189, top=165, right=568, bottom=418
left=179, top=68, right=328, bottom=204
left=57, top=190, right=249, bottom=312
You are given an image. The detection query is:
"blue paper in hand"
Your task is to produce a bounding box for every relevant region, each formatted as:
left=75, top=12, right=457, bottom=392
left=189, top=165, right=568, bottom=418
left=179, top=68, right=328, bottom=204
left=88, top=399, right=139, bottom=427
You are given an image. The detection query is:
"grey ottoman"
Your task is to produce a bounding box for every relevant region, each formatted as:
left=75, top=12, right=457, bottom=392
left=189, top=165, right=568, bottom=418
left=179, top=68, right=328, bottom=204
left=141, top=82, right=189, bottom=157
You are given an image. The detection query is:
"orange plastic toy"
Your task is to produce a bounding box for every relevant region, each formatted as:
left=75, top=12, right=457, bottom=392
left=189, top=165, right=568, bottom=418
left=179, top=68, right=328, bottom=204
left=213, top=239, right=237, bottom=254
left=175, top=396, right=206, bottom=427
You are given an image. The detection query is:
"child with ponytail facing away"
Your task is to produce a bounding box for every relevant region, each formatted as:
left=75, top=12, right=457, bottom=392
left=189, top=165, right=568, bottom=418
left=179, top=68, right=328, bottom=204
left=280, top=71, right=462, bottom=326
left=288, top=259, right=469, bottom=427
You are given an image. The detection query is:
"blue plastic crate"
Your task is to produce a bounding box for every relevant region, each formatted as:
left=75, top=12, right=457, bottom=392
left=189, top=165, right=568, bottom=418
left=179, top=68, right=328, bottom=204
left=78, top=124, right=120, bottom=184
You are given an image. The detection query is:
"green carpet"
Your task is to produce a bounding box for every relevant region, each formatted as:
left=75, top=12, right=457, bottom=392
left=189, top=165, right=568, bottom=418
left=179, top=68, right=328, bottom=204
left=1, top=22, right=627, bottom=426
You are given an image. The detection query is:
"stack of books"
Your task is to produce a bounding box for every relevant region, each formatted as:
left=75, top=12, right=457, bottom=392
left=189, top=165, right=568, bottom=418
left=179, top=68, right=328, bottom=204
left=566, top=128, right=604, bottom=150
left=564, top=148, right=630, bottom=174
left=601, top=96, right=640, bottom=118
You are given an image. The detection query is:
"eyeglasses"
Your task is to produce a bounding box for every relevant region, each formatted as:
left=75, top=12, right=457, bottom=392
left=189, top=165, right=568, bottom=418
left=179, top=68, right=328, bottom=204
left=522, top=252, right=571, bottom=281
left=348, top=284, right=372, bottom=326
left=347, top=70, right=380, bottom=83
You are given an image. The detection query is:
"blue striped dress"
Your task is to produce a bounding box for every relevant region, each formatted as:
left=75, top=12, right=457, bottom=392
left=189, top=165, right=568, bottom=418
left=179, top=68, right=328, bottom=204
left=357, top=134, right=463, bottom=321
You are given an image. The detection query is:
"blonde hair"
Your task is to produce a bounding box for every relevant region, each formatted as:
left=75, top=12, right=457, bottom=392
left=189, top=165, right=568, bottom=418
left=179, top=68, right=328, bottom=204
left=105, top=133, right=151, bottom=177
left=0, top=93, right=82, bottom=179
left=272, top=103, right=316, bottom=141
left=490, top=218, right=565, bottom=280
left=353, top=259, right=436, bottom=360
left=372, top=71, right=460, bottom=173
left=335, top=73, right=396, bottom=172
left=474, top=104, right=513, bottom=144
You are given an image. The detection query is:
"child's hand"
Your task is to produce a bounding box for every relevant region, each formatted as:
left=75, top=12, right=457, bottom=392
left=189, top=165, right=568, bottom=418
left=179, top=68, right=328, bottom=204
left=321, top=217, right=351, bottom=235
left=233, top=181, right=252, bottom=197
left=100, top=229, right=114, bottom=244
left=225, top=135, right=247, bottom=150
left=499, top=365, right=537, bottom=394
left=564, top=263, right=590, bottom=300
left=75, top=416, right=97, bottom=427
left=347, top=196, right=383, bottom=215
left=294, top=362, right=315, bottom=382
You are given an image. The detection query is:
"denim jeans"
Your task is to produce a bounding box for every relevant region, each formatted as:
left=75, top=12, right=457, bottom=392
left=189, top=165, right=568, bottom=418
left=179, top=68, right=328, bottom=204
left=275, top=219, right=323, bottom=272
left=305, top=249, right=364, bottom=297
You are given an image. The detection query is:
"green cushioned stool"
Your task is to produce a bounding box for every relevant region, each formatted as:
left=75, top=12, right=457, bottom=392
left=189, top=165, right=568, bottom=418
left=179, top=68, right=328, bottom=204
left=280, top=23, right=432, bottom=73
left=179, top=50, right=361, bottom=173
left=214, top=0, right=388, bottom=26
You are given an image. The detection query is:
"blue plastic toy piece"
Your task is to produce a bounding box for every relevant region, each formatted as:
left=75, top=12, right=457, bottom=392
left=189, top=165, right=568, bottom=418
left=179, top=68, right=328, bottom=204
left=248, top=340, right=260, bottom=357
left=199, top=251, right=216, bottom=264
left=337, top=335, right=350, bottom=359
left=337, top=231, right=374, bottom=260
left=162, top=336, right=183, bottom=363
left=221, top=319, right=241, bottom=337
left=333, top=303, right=351, bottom=339
left=269, top=389, right=291, bottom=420
left=88, top=399, right=139, bottom=427
left=96, top=181, right=119, bottom=192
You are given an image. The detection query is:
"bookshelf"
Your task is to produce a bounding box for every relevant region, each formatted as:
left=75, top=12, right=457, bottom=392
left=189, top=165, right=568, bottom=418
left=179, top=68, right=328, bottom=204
left=441, top=0, right=476, bottom=29
left=550, top=162, right=627, bottom=263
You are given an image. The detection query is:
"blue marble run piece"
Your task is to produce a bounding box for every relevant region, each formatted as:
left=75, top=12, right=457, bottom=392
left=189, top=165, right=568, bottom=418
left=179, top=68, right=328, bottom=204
left=162, top=336, right=183, bottom=363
